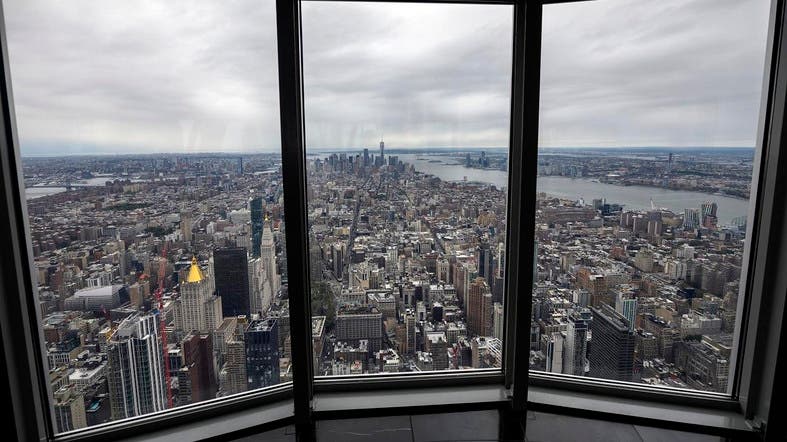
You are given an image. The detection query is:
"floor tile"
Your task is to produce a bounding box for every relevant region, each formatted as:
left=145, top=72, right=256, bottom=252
left=316, top=415, right=414, bottom=442
left=229, top=424, right=297, bottom=442
left=411, top=410, right=500, bottom=441
left=525, top=412, right=643, bottom=442
left=634, top=425, right=725, bottom=442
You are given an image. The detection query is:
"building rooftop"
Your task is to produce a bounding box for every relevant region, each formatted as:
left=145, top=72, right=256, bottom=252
left=185, top=256, right=205, bottom=283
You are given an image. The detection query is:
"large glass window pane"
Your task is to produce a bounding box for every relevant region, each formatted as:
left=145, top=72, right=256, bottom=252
left=302, top=2, right=513, bottom=377
left=4, top=0, right=290, bottom=433
left=531, top=0, right=770, bottom=394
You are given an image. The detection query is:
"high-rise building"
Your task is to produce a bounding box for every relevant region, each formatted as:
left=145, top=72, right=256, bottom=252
left=385, top=245, right=397, bottom=274
left=436, top=258, right=450, bottom=283
left=178, top=332, right=216, bottom=405
left=404, top=309, right=417, bottom=355
left=336, top=305, right=384, bottom=353
left=214, top=247, right=250, bottom=317
left=425, top=332, right=449, bottom=370
left=684, top=208, right=701, bottom=230
left=493, top=302, right=504, bottom=340
left=53, top=385, right=87, bottom=433
left=245, top=318, right=280, bottom=389
left=248, top=256, right=271, bottom=315
left=546, top=333, right=564, bottom=374
left=468, top=277, right=492, bottom=336
left=106, top=313, right=167, bottom=420
left=176, top=257, right=222, bottom=334
left=249, top=197, right=264, bottom=257
left=495, top=242, right=505, bottom=279
left=476, top=242, right=492, bottom=285
left=590, top=304, right=636, bottom=382
left=180, top=210, right=192, bottom=244
left=616, top=294, right=638, bottom=332
left=379, top=138, right=384, bottom=161
left=701, top=200, right=718, bottom=218
left=260, top=218, right=280, bottom=295
left=563, top=313, right=589, bottom=377
left=222, top=340, right=248, bottom=395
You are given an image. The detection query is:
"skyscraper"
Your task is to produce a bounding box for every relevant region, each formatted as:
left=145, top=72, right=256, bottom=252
left=683, top=208, right=701, bottom=230
left=178, top=332, right=217, bottom=405
left=546, top=333, right=564, bottom=374
left=260, top=219, right=279, bottom=296
left=563, top=312, right=588, bottom=377
left=214, top=247, right=251, bottom=317
left=245, top=318, right=280, bottom=389
left=404, top=309, right=417, bottom=355
left=176, top=257, right=222, bottom=334
left=53, top=385, right=87, bottom=433
left=222, top=340, right=247, bottom=395
left=468, top=277, right=492, bottom=336
left=476, top=242, right=492, bottom=285
left=250, top=197, right=264, bottom=257
left=248, top=256, right=271, bottom=315
left=106, top=313, right=167, bottom=420
left=379, top=138, right=384, bottom=161
left=616, top=294, right=638, bottom=332
left=180, top=210, right=192, bottom=244
left=590, top=304, right=636, bottom=382
left=496, top=242, right=506, bottom=279
left=701, top=200, right=718, bottom=218
left=493, top=302, right=504, bottom=340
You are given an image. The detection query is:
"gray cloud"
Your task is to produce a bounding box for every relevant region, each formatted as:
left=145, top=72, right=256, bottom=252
left=2, top=0, right=770, bottom=155
left=539, top=0, right=770, bottom=148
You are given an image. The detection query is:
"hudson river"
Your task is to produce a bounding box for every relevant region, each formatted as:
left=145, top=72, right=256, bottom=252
left=398, top=154, right=749, bottom=226
left=26, top=154, right=750, bottom=226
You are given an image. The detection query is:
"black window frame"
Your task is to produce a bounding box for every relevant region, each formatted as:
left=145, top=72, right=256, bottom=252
left=1, top=0, right=785, bottom=440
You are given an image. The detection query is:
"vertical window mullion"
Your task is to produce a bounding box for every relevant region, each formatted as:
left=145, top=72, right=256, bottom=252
left=275, top=0, right=315, bottom=434
left=0, top=2, right=53, bottom=440
left=736, top=0, right=787, bottom=433
left=508, top=0, right=541, bottom=413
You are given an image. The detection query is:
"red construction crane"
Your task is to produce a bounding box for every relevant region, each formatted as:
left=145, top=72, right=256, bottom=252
left=154, top=243, right=173, bottom=409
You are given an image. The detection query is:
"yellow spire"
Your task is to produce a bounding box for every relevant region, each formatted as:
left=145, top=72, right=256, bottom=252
left=186, top=256, right=204, bottom=283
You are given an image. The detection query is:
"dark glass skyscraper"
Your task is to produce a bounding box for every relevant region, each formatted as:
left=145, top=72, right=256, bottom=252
left=178, top=332, right=216, bottom=405
left=214, top=247, right=250, bottom=317
left=590, top=304, right=636, bottom=382
left=250, top=196, right=264, bottom=257
left=245, top=318, right=280, bottom=389
left=477, top=242, right=492, bottom=285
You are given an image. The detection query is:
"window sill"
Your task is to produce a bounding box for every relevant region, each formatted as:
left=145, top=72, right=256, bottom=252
left=54, top=385, right=294, bottom=442
left=68, top=383, right=764, bottom=441
left=115, top=400, right=293, bottom=442
left=528, top=385, right=758, bottom=439
left=313, top=384, right=510, bottom=419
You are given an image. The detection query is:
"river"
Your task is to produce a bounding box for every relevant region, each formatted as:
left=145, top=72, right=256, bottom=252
left=25, top=156, right=751, bottom=225
left=397, top=154, right=749, bottom=226
left=24, top=176, right=148, bottom=200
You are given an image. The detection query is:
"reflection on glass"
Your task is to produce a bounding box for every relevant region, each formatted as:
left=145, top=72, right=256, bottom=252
left=4, top=0, right=288, bottom=432
left=531, top=0, right=770, bottom=393
left=302, top=2, right=513, bottom=377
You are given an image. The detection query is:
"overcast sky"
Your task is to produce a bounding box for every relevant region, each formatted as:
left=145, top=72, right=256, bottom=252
left=3, top=0, right=771, bottom=155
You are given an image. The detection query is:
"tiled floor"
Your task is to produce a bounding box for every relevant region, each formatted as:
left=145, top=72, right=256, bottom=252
left=231, top=410, right=727, bottom=441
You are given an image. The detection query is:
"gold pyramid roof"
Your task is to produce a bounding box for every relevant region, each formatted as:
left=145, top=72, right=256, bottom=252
left=186, top=256, right=205, bottom=283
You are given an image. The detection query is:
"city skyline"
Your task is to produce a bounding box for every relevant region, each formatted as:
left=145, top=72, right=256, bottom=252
left=17, top=145, right=758, bottom=159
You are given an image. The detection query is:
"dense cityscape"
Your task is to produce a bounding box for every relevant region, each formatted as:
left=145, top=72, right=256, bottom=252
left=25, top=145, right=751, bottom=432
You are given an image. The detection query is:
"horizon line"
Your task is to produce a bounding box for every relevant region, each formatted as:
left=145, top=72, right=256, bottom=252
left=20, top=145, right=757, bottom=158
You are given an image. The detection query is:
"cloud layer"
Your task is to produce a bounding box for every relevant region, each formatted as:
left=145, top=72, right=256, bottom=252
left=2, top=0, right=771, bottom=155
